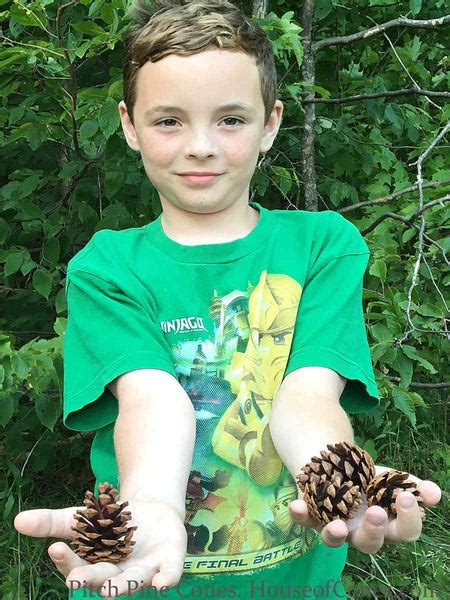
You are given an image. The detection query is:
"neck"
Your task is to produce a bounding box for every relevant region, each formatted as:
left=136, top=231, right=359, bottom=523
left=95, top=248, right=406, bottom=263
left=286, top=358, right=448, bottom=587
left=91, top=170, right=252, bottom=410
left=160, top=200, right=260, bottom=246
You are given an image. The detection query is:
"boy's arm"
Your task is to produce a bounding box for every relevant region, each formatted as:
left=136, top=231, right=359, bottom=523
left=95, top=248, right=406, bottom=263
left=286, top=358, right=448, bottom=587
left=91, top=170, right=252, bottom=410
left=269, top=366, right=440, bottom=554
left=269, top=365, right=352, bottom=478
left=109, top=368, right=196, bottom=519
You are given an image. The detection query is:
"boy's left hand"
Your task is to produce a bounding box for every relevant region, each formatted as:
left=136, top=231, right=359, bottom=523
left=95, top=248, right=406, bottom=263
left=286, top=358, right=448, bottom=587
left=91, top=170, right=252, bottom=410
left=288, top=466, right=442, bottom=554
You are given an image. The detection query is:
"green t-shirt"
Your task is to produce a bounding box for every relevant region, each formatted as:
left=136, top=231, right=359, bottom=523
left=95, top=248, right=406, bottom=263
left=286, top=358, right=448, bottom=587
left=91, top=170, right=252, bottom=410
left=63, top=201, right=380, bottom=599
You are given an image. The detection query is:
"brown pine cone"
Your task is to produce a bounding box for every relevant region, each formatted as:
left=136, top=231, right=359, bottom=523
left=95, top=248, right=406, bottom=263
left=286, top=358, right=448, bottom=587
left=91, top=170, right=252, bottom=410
left=297, top=442, right=375, bottom=493
left=302, top=470, right=362, bottom=524
left=366, top=470, right=425, bottom=520
left=71, top=482, right=137, bottom=563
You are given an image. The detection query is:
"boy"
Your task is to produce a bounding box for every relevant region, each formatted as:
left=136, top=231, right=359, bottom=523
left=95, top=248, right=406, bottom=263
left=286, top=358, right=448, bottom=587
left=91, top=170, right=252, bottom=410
left=14, top=1, right=440, bottom=598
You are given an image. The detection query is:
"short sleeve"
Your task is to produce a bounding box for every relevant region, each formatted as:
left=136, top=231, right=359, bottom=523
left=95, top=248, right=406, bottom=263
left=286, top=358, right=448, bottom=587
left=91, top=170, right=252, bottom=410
left=63, top=268, right=177, bottom=432
left=283, top=248, right=380, bottom=414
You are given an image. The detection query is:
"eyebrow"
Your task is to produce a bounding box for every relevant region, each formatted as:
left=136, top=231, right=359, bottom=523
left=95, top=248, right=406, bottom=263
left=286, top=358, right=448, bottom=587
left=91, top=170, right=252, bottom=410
left=144, top=103, right=255, bottom=117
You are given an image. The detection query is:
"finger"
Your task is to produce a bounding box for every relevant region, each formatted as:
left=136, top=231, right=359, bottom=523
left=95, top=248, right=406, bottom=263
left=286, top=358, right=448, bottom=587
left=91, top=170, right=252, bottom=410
left=14, top=506, right=84, bottom=539
left=288, top=499, right=322, bottom=530
left=320, top=519, right=348, bottom=548
left=417, top=480, right=441, bottom=507
left=348, top=506, right=387, bottom=554
left=375, top=466, right=442, bottom=503
left=152, top=555, right=185, bottom=591
left=67, top=562, right=122, bottom=597
left=48, top=542, right=89, bottom=578
left=385, top=492, right=422, bottom=543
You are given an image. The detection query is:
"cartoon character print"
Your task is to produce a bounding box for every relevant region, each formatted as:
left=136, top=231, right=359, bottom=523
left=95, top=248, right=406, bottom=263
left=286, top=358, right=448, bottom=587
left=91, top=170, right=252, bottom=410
left=169, top=271, right=316, bottom=562
left=211, top=271, right=302, bottom=486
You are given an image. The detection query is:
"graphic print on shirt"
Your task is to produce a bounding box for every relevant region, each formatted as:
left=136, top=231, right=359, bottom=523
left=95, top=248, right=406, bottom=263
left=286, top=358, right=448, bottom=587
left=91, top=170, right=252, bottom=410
left=162, top=270, right=319, bottom=574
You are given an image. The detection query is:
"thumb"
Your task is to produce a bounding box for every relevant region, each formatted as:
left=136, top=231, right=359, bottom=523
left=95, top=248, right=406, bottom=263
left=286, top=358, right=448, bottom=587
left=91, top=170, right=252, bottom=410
left=14, top=506, right=84, bottom=540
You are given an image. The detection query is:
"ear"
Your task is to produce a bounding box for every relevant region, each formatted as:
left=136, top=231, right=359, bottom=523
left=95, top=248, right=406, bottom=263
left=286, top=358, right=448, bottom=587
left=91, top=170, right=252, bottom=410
left=260, top=100, right=284, bottom=154
left=118, top=100, right=140, bottom=152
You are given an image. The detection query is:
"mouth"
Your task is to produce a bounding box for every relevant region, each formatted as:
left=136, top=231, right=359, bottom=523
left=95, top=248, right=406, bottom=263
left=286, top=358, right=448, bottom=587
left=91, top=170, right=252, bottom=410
left=178, top=174, right=222, bottom=185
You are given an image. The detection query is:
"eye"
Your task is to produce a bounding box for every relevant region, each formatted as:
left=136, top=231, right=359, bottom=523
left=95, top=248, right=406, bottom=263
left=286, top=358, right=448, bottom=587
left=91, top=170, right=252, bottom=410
left=272, top=333, right=286, bottom=345
left=222, top=117, right=244, bottom=126
left=156, top=118, right=179, bottom=128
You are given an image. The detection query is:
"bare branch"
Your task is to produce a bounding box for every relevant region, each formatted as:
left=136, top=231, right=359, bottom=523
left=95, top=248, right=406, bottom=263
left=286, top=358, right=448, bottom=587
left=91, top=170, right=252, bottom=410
left=301, top=0, right=318, bottom=211
left=0, top=34, right=65, bottom=58
left=397, top=121, right=450, bottom=345
left=386, top=376, right=450, bottom=389
left=302, top=87, right=450, bottom=104
left=55, top=0, right=83, bottom=159
left=338, top=178, right=450, bottom=214
left=313, top=14, right=450, bottom=51
left=360, top=195, right=449, bottom=240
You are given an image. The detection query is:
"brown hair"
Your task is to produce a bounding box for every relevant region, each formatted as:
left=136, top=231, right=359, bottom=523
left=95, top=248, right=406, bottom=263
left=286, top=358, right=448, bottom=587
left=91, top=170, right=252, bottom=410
left=123, top=0, right=277, bottom=126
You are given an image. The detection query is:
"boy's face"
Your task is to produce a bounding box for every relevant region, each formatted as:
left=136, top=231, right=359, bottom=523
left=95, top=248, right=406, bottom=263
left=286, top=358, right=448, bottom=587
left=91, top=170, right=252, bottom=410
left=119, top=48, right=283, bottom=215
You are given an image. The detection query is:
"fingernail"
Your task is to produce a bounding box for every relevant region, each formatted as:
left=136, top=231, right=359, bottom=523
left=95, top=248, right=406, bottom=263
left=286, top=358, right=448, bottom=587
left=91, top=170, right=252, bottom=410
left=400, top=494, right=415, bottom=509
left=51, top=552, right=64, bottom=562
left=371, top=514, right=385, bottom=526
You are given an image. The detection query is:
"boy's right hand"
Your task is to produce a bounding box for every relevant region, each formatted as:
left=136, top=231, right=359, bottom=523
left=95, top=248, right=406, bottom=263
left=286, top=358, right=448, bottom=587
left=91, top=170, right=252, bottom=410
left=14, top=499, right=187, bottom=597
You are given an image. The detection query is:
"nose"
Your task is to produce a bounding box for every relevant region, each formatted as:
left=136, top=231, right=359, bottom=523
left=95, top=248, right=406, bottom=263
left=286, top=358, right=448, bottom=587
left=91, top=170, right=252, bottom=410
left=185, top=129, right=218, bottom=159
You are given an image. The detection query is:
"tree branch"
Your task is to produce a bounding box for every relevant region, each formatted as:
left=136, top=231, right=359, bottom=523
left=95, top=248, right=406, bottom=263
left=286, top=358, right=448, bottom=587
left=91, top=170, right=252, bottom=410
left=397, top=121, right=450, bottom=344
left=55, top=0, right=83, bottom=159
left=302, top=87, right=450, bottom=104
left=301, top=0, right=318, bottom=211
left=338, top=178, right=450, bottom=213
left=313, top=14, right=450, bottom=51
left=386, top=376, right=450, bottom=389
left=360, top=194, right=449, bottom=238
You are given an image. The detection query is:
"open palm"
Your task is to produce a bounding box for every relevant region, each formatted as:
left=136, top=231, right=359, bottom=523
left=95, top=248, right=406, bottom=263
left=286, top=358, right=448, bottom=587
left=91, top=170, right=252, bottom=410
left=14, top=499, right=187, bottom=597
left=288, top=465, right=441, bottom=554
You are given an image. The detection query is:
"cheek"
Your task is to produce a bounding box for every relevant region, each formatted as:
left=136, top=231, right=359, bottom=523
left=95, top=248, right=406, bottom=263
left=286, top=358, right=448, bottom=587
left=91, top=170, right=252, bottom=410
left=137, top=131, right=177, bottom=167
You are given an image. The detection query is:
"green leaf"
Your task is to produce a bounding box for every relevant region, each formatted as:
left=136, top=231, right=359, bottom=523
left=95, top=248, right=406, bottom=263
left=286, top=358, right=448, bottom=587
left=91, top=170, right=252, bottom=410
left=0, top=394, right=14, bottom=427
left=10, top=4, right=48, bottom=29
left=79, top=119, right=99, bottom=140
left=0, top=218, right=10, bottom=244
left=371, top=323, right=393, bottom=343
left=32, top=269, right=52, bottom=299
left=12, top=353, right=28, bottom=379
left=401, top=345, right=437, bottom=374
left=315, top=0, right=332, bottom=21
left=10, top=122, right=47, bottom=151
left=415, top=303, right=443, bottom=318
left=55, top=287, right=67, bottom=314
left=98, top=97, right=120, bottom=139
left=391, top=387, right=416, bottom=428
left=394, top=351, right=413, bottom=388
left=105, top=168, right=125, bottom=199
left=369, top=259, right=387, bottom=283
left=35, top=394, right=60, bottom=432
left=4, top=250, right=25, bottom=277
left=370, top=342, right=391, bottom=365
left=410, top=0, right=422, bottom=15
left=72, top=21, right=107, bottom=36
left=21, top=200, right=44, bottom=220
left=384, top=104, right=403, bottom=135
left=43, top=238, right=60, bottom=264
left=3, top=493, right=15, bottom=520
left=53, top=317, right=66, bottom=337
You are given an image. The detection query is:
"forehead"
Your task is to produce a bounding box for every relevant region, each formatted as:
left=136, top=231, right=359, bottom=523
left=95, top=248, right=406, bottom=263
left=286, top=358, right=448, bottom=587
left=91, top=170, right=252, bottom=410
left=134, top=49, right=264, bottom=113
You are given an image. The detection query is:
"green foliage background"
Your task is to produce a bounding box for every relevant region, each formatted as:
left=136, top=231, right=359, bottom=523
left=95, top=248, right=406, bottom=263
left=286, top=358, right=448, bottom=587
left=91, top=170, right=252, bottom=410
left=0, top=0, right=448, bottom=598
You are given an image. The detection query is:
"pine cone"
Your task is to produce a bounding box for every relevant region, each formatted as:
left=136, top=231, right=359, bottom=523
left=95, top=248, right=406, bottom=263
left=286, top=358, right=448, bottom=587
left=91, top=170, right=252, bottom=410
left=297, top=442, right=376, bottom=493
left=302, top=470, right=362, bottom=524
left=71, top=482, right=137, bottom=564
left=366, top=470, right=425, bottom=520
